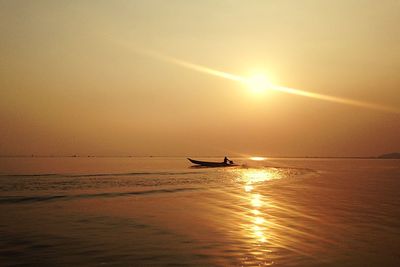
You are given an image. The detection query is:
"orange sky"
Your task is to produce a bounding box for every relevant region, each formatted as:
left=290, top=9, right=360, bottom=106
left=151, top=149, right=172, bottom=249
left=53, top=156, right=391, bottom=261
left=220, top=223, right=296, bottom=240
left=1, top=1, right=399, bottom=157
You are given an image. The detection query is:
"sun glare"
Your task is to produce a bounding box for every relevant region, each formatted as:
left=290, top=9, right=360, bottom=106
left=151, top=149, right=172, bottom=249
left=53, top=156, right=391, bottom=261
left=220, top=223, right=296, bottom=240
left=246, top=74, right=271, bottom=93
left=249, top=156, right=266, bottom=161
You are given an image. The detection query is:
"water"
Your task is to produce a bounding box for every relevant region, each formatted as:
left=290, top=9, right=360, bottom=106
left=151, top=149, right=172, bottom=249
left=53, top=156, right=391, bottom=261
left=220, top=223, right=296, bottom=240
left=0, top=157, right=399, bottom=266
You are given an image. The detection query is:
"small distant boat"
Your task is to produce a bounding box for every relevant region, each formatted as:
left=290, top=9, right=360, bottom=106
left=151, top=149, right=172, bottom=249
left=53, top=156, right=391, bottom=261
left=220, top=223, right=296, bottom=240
left=187, top=158, right=237, bottom=167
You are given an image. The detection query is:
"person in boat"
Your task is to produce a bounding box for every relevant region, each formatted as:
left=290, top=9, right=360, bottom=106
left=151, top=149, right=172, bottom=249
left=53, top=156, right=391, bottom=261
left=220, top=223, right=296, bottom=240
left=224, top=156, right=234, bottom=165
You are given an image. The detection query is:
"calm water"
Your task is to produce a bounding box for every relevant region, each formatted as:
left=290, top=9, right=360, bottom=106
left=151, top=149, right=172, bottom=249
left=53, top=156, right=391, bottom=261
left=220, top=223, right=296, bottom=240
left=0, top=157, right=399, bottom=266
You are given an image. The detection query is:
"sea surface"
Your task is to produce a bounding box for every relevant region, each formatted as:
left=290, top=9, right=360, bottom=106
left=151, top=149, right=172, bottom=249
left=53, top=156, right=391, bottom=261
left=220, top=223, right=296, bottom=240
left=0, top=157, right=399, bottom=266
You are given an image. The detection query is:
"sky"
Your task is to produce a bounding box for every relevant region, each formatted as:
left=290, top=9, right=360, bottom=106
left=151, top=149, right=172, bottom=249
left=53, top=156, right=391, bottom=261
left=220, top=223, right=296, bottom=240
left=1, top=0, right=399, bottom=157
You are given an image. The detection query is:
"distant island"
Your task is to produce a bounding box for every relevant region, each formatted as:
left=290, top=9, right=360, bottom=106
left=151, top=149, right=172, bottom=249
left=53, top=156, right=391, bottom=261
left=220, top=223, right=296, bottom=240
left=377, top=152, right=400, bottom=159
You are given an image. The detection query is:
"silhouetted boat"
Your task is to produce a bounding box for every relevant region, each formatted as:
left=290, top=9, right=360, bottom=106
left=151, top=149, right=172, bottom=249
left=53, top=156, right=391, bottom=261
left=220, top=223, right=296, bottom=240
left=187, top=158, right=237, bottom=167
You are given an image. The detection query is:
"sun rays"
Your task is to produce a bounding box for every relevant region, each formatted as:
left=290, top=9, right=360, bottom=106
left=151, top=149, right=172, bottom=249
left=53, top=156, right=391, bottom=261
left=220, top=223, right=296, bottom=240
left=121, top=44, right=400, bottom=114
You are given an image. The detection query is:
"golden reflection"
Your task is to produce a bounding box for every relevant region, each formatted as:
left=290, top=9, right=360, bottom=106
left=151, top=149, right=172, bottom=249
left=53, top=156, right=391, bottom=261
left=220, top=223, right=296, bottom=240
left=231, top=167, right=337, bottom=264
left=242, top=169, right=280, bottom=184
left=254, top=217, right=265, bottom=225
left=249, top=193, right=268, bottom=243
left=253, top=225, right=265, bottom=237
left=252, top=220, right=267, bottom=243
left=244, top=185, right=254, bottom=192
left=251, top=194, right=262, bottom=208
left=237, top=168, right=279, bottom=257
left=249, top=156, right=267, bottom=161
left=251, top=209, right=261, bottom=216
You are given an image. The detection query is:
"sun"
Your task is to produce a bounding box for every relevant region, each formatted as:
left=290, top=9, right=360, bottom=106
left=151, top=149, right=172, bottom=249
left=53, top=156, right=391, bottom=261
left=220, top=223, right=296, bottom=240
left=246, top=74, right=271, bottom=93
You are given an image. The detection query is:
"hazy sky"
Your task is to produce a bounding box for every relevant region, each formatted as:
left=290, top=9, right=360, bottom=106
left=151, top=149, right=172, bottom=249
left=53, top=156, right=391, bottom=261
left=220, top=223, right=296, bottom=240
left=1, top=0, right=399, bottom=157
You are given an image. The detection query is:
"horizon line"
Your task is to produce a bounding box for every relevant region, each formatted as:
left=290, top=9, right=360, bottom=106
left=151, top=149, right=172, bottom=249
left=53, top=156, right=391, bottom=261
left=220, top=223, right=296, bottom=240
left=0, top=154, right=397, bottom=159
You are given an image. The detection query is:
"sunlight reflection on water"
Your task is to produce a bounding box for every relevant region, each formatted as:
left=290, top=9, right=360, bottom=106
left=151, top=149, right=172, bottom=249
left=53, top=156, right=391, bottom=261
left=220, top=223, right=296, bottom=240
left=229, top=167, right=339, bottom=266
left=234, top=168, right=285, bottom=265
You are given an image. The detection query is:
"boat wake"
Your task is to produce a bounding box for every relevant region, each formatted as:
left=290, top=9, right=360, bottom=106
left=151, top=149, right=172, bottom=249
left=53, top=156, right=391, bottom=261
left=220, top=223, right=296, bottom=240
left=0, top=171, right=202, bottom=178
left=0, top=187, right=200, bottom=204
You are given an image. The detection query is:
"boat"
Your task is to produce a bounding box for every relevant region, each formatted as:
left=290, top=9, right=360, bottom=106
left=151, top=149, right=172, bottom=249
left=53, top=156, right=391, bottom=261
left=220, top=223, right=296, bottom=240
left=187, top=158, right=237, bottom=167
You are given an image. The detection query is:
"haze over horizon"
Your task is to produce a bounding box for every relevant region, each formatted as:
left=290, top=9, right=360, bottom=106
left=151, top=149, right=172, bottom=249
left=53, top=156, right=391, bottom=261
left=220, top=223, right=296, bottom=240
left=1, top=0, right=400, bottom=157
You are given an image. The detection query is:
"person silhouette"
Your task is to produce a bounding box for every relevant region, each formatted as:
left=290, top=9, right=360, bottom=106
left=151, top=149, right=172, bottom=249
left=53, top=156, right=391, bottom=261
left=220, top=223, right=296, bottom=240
left=224, top=156, right=234, bottom=164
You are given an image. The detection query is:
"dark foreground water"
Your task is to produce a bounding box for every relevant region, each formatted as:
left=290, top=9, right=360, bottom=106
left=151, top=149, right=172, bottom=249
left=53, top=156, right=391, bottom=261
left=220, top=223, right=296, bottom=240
left=0, top=157, right=399, bottom=266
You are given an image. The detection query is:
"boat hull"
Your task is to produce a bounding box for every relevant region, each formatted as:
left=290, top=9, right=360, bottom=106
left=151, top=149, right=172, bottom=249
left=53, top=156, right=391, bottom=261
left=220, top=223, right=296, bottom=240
left=187, top=158, right=236, bottom=167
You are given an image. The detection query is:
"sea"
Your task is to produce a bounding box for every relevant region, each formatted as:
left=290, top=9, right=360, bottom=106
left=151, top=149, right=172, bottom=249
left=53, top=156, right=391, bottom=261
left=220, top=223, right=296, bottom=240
left=0, top=157, right=399, bottom=266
